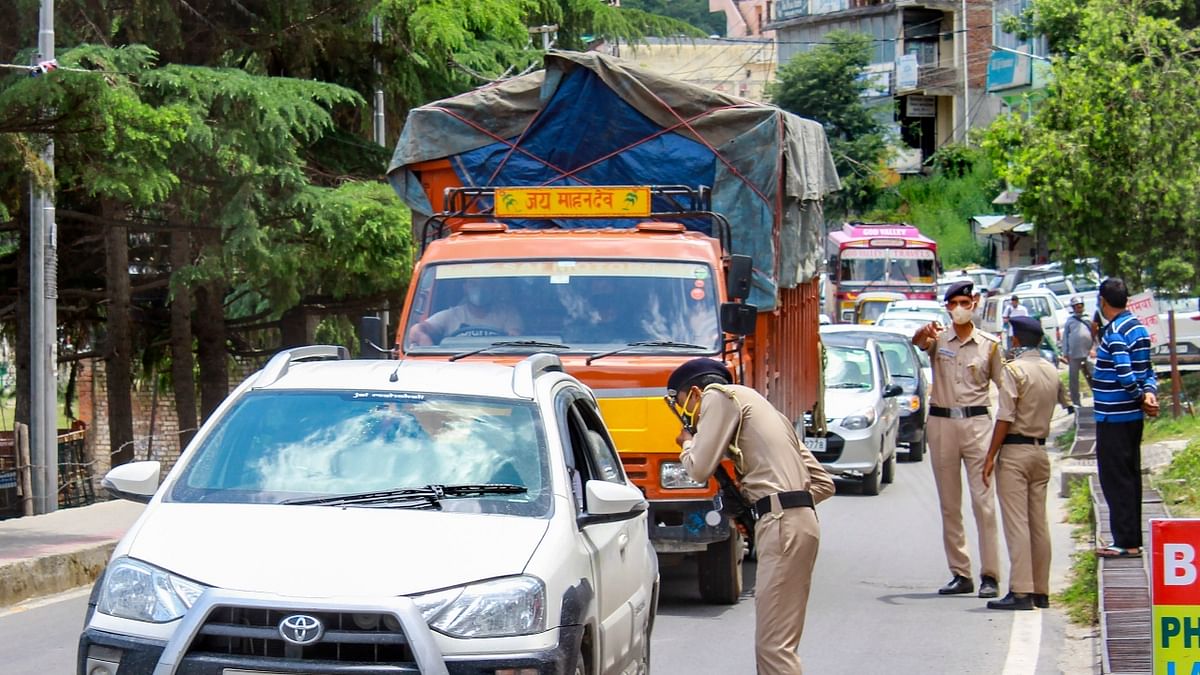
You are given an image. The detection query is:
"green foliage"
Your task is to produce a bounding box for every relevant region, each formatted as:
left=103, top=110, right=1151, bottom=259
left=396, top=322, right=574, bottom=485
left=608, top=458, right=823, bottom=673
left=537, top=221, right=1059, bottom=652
left=983, top=0, right=1200, bottom=290
left=1057, top=479, right=1098, bottom=626
left=864, top=154, right=996, bottom=268
left=1054, top=425, right=1077, bottom=451
left=1156, top=437, right=1200, bottom=516
left=769, top=31, right=889, bottom=218
left=1065, top=475, right=1092, bottom=525
left=621, top=0, right=726, bottom=36
left=1144, top=408, right=1200, bottom=444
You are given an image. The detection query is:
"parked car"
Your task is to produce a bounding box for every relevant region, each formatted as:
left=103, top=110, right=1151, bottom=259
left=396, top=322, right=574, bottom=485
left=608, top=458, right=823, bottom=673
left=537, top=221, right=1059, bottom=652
left=854, top=291, right=907, bottom=324
left=813, top=333, right=902, bottom=495
left=981, top=291, right=1065, bottom=346
left=1013, top=274, right=1100, bottom=317
left=821, top=325, right=929, bottom=461
left=80, top=347, right=658, bottom=675
left=942, top=267, right=999, bottom=294
left=1152, top=308, right=1200, bottom=373
left=875, top=307, right=952, bottom=337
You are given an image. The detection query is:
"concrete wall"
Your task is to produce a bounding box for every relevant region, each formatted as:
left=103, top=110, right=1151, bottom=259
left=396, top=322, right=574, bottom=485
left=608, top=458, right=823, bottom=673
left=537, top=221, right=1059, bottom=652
left=632, top=38, right=777, bottom=102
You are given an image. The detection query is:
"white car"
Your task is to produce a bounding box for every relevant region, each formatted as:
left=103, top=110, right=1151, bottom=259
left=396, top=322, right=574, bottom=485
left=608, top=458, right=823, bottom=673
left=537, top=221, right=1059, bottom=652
left=80, top=347, right=658, bottom=675
left=816, top=333, right=902, bottom=495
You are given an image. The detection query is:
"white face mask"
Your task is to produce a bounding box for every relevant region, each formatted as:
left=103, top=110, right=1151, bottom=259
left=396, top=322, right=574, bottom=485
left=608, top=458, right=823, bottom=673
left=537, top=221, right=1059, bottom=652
left=950, top=306, right=974, bottom=325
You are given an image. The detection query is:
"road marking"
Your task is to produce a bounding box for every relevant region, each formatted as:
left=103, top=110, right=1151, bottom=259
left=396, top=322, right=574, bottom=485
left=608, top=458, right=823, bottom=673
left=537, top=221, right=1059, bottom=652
left=1001, top=608, right=1042, bottom=675
left=0, top=585, right=90, bottom=618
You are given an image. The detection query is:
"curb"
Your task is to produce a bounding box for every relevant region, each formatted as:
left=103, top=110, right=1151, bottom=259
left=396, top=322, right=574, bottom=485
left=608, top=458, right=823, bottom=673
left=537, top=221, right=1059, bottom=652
left=0, top=542, right=115, bottom=608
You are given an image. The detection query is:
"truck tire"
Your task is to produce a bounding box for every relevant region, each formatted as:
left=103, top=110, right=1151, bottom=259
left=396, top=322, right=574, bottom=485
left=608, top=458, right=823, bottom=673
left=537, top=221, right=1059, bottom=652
left=698, top=529, right=743, bottom=604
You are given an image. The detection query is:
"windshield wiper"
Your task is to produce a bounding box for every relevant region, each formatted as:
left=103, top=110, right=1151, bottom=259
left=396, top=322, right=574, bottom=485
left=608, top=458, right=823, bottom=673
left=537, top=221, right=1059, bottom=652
left=449, top=340, right=570, bottom=362
left=586, top=340, right=709, bottom=365
left=827, top=383, right=870, bottom=389
left=281, top=483, right=527, bottom=508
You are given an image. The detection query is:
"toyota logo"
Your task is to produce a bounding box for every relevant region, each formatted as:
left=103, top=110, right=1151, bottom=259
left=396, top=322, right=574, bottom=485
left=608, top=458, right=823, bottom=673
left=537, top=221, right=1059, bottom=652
left=278, top=614, right=324, bottom=646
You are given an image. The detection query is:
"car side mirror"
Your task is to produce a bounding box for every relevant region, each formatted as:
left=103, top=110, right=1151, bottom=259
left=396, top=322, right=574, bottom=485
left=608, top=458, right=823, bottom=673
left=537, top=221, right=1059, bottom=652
left=102, top=461, right=161, bottom=503
left=578, top=480, right=648, bottom=527
left=883, top=383, right=904, bottom=398
left=726, top=254, right=753, bottom=301
left=720, top=302, right=758, bottom=336
left=359, top=315, right=389, bottom=358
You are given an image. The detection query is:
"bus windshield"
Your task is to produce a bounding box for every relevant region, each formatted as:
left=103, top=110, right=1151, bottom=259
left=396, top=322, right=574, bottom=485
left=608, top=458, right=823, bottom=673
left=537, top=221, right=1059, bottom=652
left=403, top=260, right=721, bottom=353
left=839, top=249, right=936, bottom=286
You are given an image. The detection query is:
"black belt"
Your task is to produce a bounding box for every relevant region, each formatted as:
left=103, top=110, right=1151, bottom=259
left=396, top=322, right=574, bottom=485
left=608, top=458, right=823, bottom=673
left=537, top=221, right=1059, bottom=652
left=754, top=490, right=815, bottom=516
left=1003, top=434, right=1046, bottom=446
left=929, top=406, right=990, bottom=419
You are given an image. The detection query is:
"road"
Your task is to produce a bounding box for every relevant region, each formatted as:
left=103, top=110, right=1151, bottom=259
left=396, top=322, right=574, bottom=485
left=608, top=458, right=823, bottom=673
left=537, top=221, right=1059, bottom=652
left=1, top=449, right=1089, bottom=674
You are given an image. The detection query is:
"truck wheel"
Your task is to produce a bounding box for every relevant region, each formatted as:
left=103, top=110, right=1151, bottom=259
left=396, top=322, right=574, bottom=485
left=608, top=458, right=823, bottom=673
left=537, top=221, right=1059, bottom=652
left=861, top=456, right=882, bottom=496
left=698, top=529, right=743, bottom=604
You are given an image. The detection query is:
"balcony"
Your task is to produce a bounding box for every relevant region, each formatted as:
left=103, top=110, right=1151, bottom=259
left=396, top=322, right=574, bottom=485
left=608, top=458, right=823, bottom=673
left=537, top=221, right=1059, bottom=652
left=896, top=62, right=960, bottom=95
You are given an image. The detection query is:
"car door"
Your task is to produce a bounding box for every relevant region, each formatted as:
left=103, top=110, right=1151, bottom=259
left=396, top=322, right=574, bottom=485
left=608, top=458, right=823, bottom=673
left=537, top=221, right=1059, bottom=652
left=874, top=346, right=899, bottom=453
left=561, top=391, right=650, bottom=675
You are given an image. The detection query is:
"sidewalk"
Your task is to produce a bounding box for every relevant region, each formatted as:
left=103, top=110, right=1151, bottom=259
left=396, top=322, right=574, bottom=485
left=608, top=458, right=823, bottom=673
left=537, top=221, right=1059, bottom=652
left=0, top=499, right=144, bottom=608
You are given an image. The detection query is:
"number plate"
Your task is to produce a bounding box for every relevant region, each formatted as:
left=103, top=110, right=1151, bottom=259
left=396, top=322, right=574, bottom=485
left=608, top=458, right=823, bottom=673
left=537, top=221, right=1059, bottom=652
left=804, top=437, right=827, bottom=453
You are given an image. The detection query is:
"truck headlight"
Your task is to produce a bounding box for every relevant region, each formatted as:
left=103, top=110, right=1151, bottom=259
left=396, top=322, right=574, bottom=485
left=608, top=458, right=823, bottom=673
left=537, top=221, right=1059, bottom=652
left=841, top=407, right=877, bottom=431
left=413, top=575, right=545, bottom=638
left=97, top=558, right=206, bottom=623
left=660, top=462, right=706, bottom=489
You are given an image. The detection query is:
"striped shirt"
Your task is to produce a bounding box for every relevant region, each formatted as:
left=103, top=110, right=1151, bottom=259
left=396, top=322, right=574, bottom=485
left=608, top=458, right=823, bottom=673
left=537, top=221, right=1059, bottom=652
left=1093, top=311, right=1158, bottom=422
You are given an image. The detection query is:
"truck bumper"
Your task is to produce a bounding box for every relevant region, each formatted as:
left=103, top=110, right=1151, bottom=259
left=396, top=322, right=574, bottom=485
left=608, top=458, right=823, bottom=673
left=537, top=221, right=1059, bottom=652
left=647, top=500, right=731, bottom=553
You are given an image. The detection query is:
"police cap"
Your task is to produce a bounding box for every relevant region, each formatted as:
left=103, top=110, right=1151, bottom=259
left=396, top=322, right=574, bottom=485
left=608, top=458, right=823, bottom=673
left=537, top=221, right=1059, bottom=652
left=667, top=358, right=733, bottom=394
left=944, top=279, right=974, bottom=302
left=1010, top=315, right=1043, bottom=339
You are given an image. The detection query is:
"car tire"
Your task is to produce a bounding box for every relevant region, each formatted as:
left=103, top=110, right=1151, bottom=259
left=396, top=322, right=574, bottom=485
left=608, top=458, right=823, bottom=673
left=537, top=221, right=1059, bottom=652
left=698, top=529, right=743, bottom=604
left=881, top=450, right=896, bottom=484
left=907, top=433, right=926, bottom=462
left=861, top=455, right=883, bottom=496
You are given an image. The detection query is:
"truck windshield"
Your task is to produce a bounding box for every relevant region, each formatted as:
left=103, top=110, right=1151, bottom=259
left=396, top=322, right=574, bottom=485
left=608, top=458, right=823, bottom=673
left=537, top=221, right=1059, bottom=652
left=402, top=260, right=722, bottom=354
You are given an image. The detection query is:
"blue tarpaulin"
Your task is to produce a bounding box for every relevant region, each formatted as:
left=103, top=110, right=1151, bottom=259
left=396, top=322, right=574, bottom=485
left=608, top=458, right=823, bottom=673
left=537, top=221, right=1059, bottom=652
left=388, top=51, right=839, bottom=310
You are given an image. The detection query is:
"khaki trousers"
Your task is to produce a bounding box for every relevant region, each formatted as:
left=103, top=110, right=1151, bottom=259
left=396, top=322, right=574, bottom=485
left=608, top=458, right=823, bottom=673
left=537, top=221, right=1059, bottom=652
left=754, top=506, right=820, bottom=675
left=927, top=416, right=1001, bottom=579
left=996, top=443, right=1052, bottom=594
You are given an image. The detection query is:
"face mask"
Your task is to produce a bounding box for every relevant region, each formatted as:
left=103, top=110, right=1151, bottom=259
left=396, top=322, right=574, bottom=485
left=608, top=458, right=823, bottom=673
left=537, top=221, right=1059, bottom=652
left=680, top=388, right=701, bottom=429
left=950, top=306, right=974, bottom=325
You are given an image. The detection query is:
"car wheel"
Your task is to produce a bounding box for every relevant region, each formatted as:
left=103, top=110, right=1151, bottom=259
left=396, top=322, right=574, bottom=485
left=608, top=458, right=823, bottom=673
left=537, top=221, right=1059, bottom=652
left=907, top=433, right=926, bottom=462
left=861, top=455, right=883, bottom=496
left=881, top=450, right=896, bottom=484
left=698, top=528, right=744, bottom=604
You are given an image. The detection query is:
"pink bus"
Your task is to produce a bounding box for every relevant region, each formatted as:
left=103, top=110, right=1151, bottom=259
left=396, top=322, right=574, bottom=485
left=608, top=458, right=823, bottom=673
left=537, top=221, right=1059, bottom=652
left=827, top=223, right=939, bottom=323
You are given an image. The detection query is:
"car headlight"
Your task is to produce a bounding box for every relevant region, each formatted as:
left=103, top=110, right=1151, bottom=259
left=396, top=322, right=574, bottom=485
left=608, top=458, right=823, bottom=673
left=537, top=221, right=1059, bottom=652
left=97, top=558, right=206, bottom=623
left=413, top=575, right=545, bottom=638
left=840, top=407, right=877, bottom=431
left=660, top=461, right=706, bottom=489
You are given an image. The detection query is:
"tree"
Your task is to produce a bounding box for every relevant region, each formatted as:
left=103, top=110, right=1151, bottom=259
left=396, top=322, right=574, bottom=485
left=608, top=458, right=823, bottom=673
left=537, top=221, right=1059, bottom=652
left=768, top=31, right=889, bottom=218
left=621, top=0, right=726, bottom=36
left=982, top=0, right=1200, bottom=289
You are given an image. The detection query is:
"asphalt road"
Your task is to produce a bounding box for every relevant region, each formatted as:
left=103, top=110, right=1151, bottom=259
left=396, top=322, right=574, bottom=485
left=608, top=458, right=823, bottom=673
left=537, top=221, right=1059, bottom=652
left=0, top=443, right=1090, bottom=675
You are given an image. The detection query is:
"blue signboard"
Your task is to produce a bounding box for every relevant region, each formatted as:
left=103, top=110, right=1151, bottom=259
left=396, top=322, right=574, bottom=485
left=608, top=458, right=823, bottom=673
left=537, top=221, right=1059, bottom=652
left=987, top=51, right=1031, bottom=92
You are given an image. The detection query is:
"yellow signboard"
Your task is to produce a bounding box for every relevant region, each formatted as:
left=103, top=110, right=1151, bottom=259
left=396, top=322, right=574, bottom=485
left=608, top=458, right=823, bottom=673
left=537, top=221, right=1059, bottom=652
left=494, top=187, right=652, bottom=218
left=1155, top=606, right=1200, bottom=675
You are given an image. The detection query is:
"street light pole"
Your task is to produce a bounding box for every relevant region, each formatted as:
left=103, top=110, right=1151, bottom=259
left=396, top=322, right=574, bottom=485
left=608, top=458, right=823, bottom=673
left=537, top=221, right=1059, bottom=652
left=29, top=0, right=58, bottom=514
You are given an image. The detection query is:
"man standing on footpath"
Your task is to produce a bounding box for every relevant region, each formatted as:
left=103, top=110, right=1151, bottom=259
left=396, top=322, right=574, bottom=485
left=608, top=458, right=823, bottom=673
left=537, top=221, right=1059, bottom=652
left=1092, top=278, right=1159, bottom=558
left=982, top=316, right=1074, bottom=610
left=1062, top=296, right=1094, bottom=407
left=912, top=280, right=1004, bottom=599
left=669, top=358, right=835, bottom=674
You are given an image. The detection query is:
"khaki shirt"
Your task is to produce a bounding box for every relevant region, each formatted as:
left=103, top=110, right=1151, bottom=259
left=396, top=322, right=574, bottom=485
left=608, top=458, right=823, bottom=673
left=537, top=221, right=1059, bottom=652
left=680, top=384, right=836, bottom=505
left=996, top=350, right=1071, bottom=439
left=922, top=326, right=1004, bottom=408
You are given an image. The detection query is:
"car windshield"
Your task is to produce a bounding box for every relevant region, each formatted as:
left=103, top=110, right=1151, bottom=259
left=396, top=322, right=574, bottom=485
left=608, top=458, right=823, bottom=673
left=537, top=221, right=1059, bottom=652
left=170, top=391, right=551, bottom=516
left=402, top=260, right=721, bottom=354
left=876, top=315, right=941, bottom=335
left=859, top=301, right=892, bottom=323
left=877, top=342, right=918, bottom=378
left=825, top=345, right=875, bottom=389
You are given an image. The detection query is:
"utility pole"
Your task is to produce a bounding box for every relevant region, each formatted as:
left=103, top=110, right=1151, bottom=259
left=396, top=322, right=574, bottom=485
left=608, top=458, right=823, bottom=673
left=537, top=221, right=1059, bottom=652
left=959, top=0, right=969, bottom=143
left=30, top=0, right=58, bottom=514
left=372, top=15, right=389, bottom=340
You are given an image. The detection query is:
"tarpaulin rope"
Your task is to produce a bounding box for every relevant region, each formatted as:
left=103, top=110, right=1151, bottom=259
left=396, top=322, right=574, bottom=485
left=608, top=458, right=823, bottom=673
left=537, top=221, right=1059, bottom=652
left=426, top=105, right=589, bottom=186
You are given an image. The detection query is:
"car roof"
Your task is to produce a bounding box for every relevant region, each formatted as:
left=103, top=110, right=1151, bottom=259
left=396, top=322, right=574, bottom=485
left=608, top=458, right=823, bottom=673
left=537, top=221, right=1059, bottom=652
left=248, top=356, right=562, bottom=400
left=821, top=325, right=914, bottom=342
left=877, top=311, right=943, bottom=324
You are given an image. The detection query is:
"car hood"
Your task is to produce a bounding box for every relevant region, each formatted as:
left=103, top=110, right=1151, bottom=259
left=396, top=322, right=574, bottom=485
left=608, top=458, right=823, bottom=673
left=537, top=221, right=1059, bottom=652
left=126, top=503, right=549, bottom=597
left=824, top=388, right=878, bottom=419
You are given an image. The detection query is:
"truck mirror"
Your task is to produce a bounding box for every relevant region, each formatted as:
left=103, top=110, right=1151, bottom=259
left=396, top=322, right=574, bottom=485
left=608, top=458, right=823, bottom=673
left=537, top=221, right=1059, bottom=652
left=358, top=315, right=388, bottom=358
left=726, top=255, right=753, bottom=301
left=720, top=302, right=758, bottom=336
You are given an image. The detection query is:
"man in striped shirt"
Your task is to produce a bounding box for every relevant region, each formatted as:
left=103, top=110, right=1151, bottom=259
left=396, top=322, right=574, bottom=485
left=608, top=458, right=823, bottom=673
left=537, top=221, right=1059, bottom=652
left=1092, top=278, right=1159, bottom=558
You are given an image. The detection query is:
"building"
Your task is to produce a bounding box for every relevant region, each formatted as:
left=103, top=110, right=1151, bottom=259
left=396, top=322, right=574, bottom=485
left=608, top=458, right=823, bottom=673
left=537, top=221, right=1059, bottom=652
left=711, top=0, right=778, bottom=37
left=627, top=37, right=777, bottom=102
left=769, top=0, right=1001, bottom=171
left=985, top=0, right=1051, bottom=109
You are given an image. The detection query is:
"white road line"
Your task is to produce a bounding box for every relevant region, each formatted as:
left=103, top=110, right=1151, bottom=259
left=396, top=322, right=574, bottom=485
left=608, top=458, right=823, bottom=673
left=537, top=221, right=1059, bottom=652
left=0, top=585, right=91, bottom=618
left=1001, top=608, right=1043, bottom=675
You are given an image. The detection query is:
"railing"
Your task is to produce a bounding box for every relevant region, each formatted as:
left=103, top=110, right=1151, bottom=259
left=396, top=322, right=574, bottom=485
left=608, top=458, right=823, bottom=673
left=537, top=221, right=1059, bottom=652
left=0, top=425, right=96, bottom=519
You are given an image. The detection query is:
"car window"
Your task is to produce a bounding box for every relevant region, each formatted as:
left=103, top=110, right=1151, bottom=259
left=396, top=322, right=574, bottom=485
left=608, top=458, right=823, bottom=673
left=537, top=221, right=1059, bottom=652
left=569, top=398, right=624, bottom=485
left=1048, top=280, right=1070, bottom=295
left=825, top=345, right=875, bottom=389
left=1025, top=297, right=1051, bottom=318
left=170, top=391, right=551, bottom=516
left=878, top=342, right=917, bottom=378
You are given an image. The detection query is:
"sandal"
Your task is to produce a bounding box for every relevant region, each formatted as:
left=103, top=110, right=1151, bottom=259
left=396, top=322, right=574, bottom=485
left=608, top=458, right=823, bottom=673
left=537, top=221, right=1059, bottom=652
left=1096, top=545, right=1141, bottom=558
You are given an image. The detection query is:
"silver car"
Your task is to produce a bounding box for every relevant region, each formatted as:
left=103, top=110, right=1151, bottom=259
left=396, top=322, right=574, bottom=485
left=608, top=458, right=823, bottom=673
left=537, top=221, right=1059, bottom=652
left=816, top=333, right=902, bottom=495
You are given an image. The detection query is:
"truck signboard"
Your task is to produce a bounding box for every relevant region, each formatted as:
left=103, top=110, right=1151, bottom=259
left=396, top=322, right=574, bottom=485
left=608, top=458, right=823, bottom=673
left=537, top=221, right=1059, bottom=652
left=495, top=186, right=651, bottom=219
left=1152, top=518, right=1200, bottom=675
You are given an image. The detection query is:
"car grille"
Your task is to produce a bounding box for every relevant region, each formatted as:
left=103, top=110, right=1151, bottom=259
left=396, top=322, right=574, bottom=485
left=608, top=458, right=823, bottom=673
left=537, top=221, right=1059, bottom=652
left=185, top=606, right=416, bottom=665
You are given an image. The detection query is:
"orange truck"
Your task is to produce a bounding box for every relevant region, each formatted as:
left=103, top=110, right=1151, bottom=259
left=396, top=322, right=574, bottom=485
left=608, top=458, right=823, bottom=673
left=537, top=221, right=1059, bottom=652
left=385, top=51, right=840, bottom=603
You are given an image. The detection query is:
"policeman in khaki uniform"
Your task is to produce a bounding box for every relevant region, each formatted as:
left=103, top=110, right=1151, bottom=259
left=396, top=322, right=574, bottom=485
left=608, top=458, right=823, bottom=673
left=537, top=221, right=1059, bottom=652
left=912, top=279, right=1005, bottom=599
left=669, top=358, right=836, bottom=675
left=982, top=315, right=1074, bottom=610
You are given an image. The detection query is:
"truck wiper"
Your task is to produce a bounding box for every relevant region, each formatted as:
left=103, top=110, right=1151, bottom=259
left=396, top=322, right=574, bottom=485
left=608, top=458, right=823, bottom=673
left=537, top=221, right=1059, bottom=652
left=586, top=340, right=709, bottom=365
left=281, top=483, right=527, bottom=508
left=449, top=340, right=570, bottom=362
